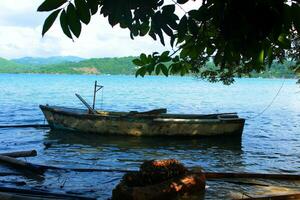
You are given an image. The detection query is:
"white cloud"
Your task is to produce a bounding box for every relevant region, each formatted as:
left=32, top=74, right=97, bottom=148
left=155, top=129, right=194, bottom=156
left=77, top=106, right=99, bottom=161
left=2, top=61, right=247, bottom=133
left=0, top=0, right=201, bottom=59
left=43, top=17, right=168, bottom=58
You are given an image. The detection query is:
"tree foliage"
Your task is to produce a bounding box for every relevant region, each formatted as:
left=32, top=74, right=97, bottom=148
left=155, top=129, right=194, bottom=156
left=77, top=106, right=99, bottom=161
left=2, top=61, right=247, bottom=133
left=38, top=0, right=300, bottom=84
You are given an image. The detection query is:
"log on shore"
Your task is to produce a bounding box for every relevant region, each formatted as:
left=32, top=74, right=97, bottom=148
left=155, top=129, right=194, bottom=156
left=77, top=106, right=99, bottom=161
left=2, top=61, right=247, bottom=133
left=32, top=165, right=300, bottom=181
left=221, top=179, right=270, bottom=187
left=0, top=191, right=66, bottom=200
left=1, top=156, right=300, bottom=181
left=0, top=124, right=49, bottom=129
left=204, top=172, right=300, bottom=180
left=232, top=192, right=300, bottom=200
left=0, top=150, right=37, bottom=158
left=0, top=155, right=45, bottom=174
left=0, top=186, right=96, bottom=200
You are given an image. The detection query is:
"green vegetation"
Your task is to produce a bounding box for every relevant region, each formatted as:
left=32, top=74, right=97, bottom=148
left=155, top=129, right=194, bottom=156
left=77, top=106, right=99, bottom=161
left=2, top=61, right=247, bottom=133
left=251, top=60, right=296, bottom=79
left=0, top=56, right=296, bottom=78
left=24, top=57, right=137, bottom=74
left=0, top=58, right=28, bottom=73
left=12, top=56, right=84, bottom=66
left=0, top=56, right=137, bottom=75
left=38, top=0, right=300, bottom=84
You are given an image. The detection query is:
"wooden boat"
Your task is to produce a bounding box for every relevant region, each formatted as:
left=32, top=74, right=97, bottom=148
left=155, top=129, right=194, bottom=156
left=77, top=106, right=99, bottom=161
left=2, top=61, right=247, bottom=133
left=39, top=105, right=245, bottom=137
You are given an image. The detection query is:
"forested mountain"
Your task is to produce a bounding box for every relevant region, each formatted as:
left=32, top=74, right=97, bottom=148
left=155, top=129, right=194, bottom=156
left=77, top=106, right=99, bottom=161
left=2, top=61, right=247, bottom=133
left=12, top=56, right=84, bottom=66
left=0, top=56, right=136, bottom=75
left=25, top=57, right=137, bottom=74
left=0, top=56, right=296, bottom=78
left=0, top=58, right=26, bottom=73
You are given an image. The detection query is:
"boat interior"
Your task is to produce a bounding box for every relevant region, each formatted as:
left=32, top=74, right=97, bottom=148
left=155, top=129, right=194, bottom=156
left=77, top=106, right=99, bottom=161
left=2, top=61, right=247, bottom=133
left=49, top=106, right=240, bottom=119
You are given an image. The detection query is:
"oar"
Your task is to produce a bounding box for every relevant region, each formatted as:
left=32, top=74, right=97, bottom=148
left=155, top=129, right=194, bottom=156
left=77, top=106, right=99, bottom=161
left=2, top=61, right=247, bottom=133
left=75, top=93, right=96, bottom=114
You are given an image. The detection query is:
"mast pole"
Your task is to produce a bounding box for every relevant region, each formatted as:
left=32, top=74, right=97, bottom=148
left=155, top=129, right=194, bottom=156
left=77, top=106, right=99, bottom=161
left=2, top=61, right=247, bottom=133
left=92, top=81, right=97, bottom=110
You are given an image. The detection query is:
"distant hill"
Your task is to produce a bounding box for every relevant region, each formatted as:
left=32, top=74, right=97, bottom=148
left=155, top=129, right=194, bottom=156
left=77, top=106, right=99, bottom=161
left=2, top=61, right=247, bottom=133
left=0, top=57, right=26, bottom=73
left=12, top=56, right=85, bottom=66
left=0, top=56, right=296, bottom=78
left=0, top=56, right=137, bottom=75
left=24, top=57, right=137, bottom=75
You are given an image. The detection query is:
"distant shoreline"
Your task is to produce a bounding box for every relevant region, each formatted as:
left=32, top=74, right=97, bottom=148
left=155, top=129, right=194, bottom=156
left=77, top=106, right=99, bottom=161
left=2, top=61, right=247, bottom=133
left=0, top=56, right=297, bottom=79
left=0, top=72, right=297, bottom=81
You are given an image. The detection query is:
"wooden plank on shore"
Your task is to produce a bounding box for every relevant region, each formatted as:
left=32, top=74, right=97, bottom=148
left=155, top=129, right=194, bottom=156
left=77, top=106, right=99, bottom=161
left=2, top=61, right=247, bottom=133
left=0, top=192, right=67, bottom=200
left=0, top=150, right=37, bottom=158
left=204, top=172, right=300, bottom=180
left=34, top=164, right=300, bottom=181
left=1, top=155, right=299, bottom=181
left=232, top=192, right=300, bottom=200
left=0, top=124, right=49, bottom=128
left=0, top=186, right=96, bottom=200
left=0, top=155, right=45, bottom=174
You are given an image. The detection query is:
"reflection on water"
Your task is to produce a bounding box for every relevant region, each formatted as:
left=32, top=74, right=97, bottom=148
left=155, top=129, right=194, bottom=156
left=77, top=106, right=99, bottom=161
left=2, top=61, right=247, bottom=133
left=45, top=130, right=243, bottom=171
left=47, top=130, right=242, bottom=150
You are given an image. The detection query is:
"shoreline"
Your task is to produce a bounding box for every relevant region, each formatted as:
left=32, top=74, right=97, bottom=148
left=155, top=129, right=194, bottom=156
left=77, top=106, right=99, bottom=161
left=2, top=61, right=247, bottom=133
left=0, top=72, right=297, bottom=80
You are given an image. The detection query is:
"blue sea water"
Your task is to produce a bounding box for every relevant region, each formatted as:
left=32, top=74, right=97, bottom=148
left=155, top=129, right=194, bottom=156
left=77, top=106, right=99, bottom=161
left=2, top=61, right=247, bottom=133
left=0, top=74, right=299, bottom=199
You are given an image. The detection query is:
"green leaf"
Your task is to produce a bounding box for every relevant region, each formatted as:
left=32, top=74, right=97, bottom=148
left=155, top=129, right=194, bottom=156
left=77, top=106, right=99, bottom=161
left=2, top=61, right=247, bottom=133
left=162, top=25, right=173, bottom=36
left=187, top=18, right=198, bottom=36
left=60, top=10, right=73, bottom=39
left=140, top=53, right=147, bottom=63
left=170, top=35, right=176, bottom=47
left=162, top=5, right=175, bottom=15
left=160, top=63, right=169, bottom=76
left=155, top=64, right=161, bottom=75
left=283, top=4, right=292, bottom=28
left=156, top=28, right=165, bottom=46
left=177, top=0, right=189, bottom=4
left=67, top=4, right=82, bottom=38
left=152, top=13, right=165, bottom=45
left=292, top=3, right=300, bottom=33
left=159, top=51, right=171, bottom=62
left=172, top=56, right=180, bottom=62
left=135, top=67, right=147, bottom=77
left=267, top=47, right=273, bottom=66
left=149, top=30, right=157, bottom=41
left=38, top=0, right=67, bottom=12
left=152, top=52, right=159, bottom=57
left=278, top=33, right=291, bottom=49
left=87, top=0, right=99, bottom=15
left=140, top=22, right=150, bottom=36
left=161, top=51, right=169, bottom=58
left=178, top=15, right=187, bottom=39
left=170, top=63, right=181, bottom=74
left=132, top=59, right=143, bottom=66
left=257, top=49, right=264, bottom=64
left=42, top=9, right=61, bottom=36
left=180, top=65, right=188, bottom=76
left=295, top=66, right=300, bottom=74
left=75, top=0, right=91, bottom=24
left=146, top=64, right=155, bottom=74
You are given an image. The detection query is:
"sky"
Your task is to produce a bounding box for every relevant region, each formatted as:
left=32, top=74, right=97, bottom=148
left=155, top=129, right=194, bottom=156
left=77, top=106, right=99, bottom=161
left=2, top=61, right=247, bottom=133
left=0, top=0, right=200, bottom=59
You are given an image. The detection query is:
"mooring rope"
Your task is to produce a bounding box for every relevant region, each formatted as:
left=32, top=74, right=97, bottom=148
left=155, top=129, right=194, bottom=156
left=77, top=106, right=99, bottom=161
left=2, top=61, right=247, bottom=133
left=247, top=78, right=285, bottom=119
left=100, top=87, right=104, bottom=110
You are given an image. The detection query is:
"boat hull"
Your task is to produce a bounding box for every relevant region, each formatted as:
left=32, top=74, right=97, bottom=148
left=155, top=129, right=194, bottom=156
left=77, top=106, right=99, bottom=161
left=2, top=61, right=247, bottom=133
left=40, top=105, right=245, bottom=137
